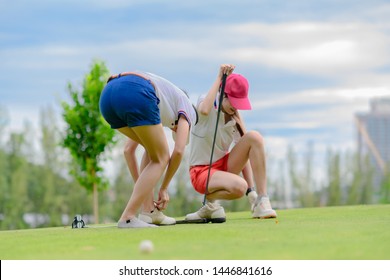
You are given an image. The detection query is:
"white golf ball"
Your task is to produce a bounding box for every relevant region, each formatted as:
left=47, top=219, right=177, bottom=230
left=139, top=240, right=154, bottom=254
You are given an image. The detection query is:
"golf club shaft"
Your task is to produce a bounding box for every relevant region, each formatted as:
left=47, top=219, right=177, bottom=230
left=203, top=73, right=228, bottom=205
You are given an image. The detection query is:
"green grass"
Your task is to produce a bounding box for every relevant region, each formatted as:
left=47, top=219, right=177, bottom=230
left=0, top=204, right=389, bottom=260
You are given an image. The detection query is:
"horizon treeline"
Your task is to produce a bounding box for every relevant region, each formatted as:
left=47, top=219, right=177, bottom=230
left=1, top=104, right=389, bottom=230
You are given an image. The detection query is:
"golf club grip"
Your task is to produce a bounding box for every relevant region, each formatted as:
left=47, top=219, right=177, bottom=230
left=218, top=74, right=227, bottom=108
left=203, top=74, right=228, bottom=205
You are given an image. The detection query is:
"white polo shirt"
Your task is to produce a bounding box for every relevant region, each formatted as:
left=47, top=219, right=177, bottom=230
left=189, top=94, right=241, bottom=166
left=136, top=71, right=196, bottom=129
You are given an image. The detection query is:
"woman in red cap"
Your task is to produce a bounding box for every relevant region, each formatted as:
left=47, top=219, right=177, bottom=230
left=185, top=64, right=277, bottom=222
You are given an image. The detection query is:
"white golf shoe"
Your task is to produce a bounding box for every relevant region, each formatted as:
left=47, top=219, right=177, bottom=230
left=117, top=217, right=158, bottom=228
left=139, top=209, right=176, bottom=226
left=252, top=196, right=277, bottom=219
left=185, top=201, right=226, bottom=223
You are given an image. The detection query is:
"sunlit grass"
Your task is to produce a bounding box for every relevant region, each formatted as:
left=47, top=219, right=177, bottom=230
left=0, top=204, right=389, bottom=260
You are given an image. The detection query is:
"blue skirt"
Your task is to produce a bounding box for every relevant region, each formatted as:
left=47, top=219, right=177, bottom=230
left=99, top=75, right=160, bottom=128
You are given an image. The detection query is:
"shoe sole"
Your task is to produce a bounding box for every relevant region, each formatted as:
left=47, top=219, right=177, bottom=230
left=139, top=221, right=176, bottom=226
left=139, top=216, right=176, bottom=226
left=153, top=223, right=176, bottom=226
left=252, top=214, right=277, bottom=219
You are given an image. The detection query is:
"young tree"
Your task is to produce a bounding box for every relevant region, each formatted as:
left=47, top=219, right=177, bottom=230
left=38, top=106, right=65, bottom=226
left=269, top=159, right=288, bottom=209
left=1, top=132, right=29, bottom=229
left=0, top=106, right=8, bottom=145
left=0, top=106, right=8, bottom=225
left=0, top=148, right=8, bottom=228
left=61, top=60, right=116, bottom=223
left=346, top=151, right=375, bottom=205
left=326, top=149, right=342, bottom=206
left=380, top=168, right=390, bottom=204
left=287, top=144, right=317, bottom=207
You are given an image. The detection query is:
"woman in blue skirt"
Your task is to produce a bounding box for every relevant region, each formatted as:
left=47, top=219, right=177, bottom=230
left=100, top=71, right=197, bottom=228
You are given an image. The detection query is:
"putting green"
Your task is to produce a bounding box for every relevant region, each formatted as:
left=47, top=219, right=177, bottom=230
left=0, top=204, right=389, bottom=259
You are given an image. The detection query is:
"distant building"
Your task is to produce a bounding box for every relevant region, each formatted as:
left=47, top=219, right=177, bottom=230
left=355, top=97, right=390, bottom=189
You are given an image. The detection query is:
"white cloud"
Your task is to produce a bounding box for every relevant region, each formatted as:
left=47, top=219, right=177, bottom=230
left=2, top=4, right=390, bottom=170
left=3, top=20, right=390, bottom=80
left=225, top=22, right=390, bottom=77
left=363, top=3, right=390, bottom=24
left=264, top=136, right=289, bottom=159
left=1, top=45, right=89, bottom=71
left=253, top=86, right=390, bottom=111
left=6, top=106, right=40, bottom=133
left=248, top=86, right=390, bottom=154
left=0, top=38, right=217, bottom=73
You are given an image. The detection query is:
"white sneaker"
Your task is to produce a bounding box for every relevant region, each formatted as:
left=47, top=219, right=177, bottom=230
left=185, top=202, right=226, bottom=223
left=118, top=217, right=158, bottom=228
left=139, top=209, right=176, bottom=226
left=247, top=190, right=258, bottom=212
left=252, top=196, right=277, bottom=219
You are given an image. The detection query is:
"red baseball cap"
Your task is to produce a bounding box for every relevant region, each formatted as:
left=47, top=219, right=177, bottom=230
left=224, top=73, right=251, bottom=110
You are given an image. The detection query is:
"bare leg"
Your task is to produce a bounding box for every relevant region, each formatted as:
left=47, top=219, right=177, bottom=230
left=123, top=139, right=140, bottom=182
left=206, top=171, right=247, bottom=201
left=117, top=125, right=169, bottom=222
left=242, top=162, right=255, bottom=190
left=227, top=131, right=267, bottom=196
left=206, top=131, right=267, bottom=201
left=139, top=152, right=155, bottom=212
left=123, top=140, right=156, bottom=213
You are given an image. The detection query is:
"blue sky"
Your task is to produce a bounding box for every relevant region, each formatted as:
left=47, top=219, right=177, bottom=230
left=1, top=0, right=390, bottom=173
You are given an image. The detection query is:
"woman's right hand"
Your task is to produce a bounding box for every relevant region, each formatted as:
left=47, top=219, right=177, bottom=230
left=219, top=64, right=235, bottom=79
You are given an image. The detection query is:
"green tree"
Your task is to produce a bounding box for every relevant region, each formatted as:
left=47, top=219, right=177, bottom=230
left=0, top=148, right=8, bottom=227
left=1, top=132, right=29, bottom=229
left=359, top=155, right=374, bottom=204
left=61, top=60, right=116, bottom=223
left=38, top=106, right=65, bottom=226
left=343, top=150, right=375, bottom=206
left=346, top=151, right=362, bottom=205
left=269, top=159, right=288, bottom=209
left=326, top=149, right=342, bottom=206
left=380, top=168, right=390, bottom=204
left=287, top=144, right=317, bottom=207
left=0, top=106, right=8, bottom=225
left=0, top=105, right=9, bottom=145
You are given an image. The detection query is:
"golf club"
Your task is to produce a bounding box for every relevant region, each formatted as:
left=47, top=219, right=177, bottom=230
left=202, top=73, right=228, bottom=206
left=175, top=218, right=208, bottom=224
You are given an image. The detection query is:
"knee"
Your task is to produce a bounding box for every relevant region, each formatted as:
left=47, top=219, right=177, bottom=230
left=123, top=140, right=137, bottom=156
left=230, top=178, right=247, bottom=198
left=246, top=131, right=265, bottom=147
left=151, top=151, right=170, bottom=167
